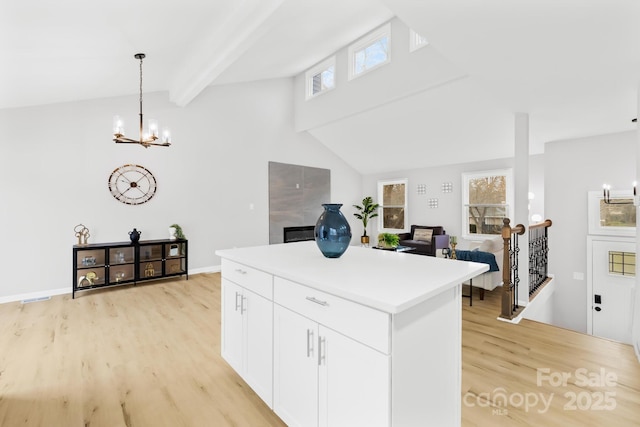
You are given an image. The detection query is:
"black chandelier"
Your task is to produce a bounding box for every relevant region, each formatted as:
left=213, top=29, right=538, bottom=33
left=113, top=53, right=171, bottom=148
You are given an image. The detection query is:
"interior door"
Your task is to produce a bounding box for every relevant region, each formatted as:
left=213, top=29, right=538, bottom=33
left=592, top=239, right=635, bottom=344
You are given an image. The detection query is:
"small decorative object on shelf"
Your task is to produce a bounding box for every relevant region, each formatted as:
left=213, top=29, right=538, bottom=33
left=315, top=203, right=352, bottom=258
left=450, top=235, right=458, bottom=260
left=74, top=224, right=90, bottom=245
left=169, top=244, right=179, bottom=256
left=170, top=223, right=186, bottom=239
left=144, top=263, right=155, bottom=277
left=353, top=196, right=378, bottom=247
left=129, top=228, right=141, bottom=243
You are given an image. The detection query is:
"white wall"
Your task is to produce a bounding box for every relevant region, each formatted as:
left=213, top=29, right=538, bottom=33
left=361, top=155, right=545, bottom=242
left=545, top=131, right=635, bottom=333
left=293, top=17, right=465, bottom=132
left=0, top=78, right=362, bottom=299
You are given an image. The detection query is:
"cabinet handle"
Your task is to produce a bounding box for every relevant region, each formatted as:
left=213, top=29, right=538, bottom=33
left=305, top=296, right=329, bottom=306
left=235, top=268, right=247, bottom=275
left=306, top=329, right=314, bottom=358
left=235, top=292, right=242, bottom=312
left=240, top=296, right=247, bottom=315
left=318, top=336, right=326, bottom=366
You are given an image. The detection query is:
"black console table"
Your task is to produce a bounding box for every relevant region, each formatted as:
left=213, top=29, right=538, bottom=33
left=72, top=239, right=188, bottom=298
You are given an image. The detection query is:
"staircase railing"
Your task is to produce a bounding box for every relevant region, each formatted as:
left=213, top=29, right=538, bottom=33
left=500, top=218, right=526, bottom=320
left=528, top=219, right=553, bottom=299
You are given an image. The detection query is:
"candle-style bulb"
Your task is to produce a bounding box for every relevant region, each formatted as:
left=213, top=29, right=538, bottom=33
left=113, top=115, right=124, bottom=135
left=148, top=119, right=158, bottom=138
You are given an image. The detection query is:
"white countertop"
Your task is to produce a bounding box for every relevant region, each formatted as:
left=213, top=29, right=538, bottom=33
left=216, top=241, right=489, bottom=314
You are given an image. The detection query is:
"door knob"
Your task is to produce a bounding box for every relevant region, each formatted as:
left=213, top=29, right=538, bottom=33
left=595, top=306, right=602, bottom=312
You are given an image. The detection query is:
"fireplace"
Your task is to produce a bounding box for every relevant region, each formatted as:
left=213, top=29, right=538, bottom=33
left=283, top=226, right=315, bottom=243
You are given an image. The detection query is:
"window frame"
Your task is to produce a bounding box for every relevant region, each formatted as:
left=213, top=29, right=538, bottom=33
left=305, top=56, right=336, bottom=100
left=409, top=28, right=428, bottom=52
left=377, top=178, right=409, bottom=233
left=348, top=23, right=391, bottom=81
left=462, top=168, right=514, bottom=240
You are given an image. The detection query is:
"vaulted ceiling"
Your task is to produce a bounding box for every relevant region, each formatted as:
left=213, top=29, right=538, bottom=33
left=3, top=0, right=639, bottom=174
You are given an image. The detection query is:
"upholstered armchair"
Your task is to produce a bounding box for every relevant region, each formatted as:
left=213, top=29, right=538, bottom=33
left=397, top=225, right=449, bottom=256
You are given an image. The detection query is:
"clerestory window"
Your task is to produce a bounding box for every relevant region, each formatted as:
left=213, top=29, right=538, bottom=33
left=348, top=23, right=391, bottom=80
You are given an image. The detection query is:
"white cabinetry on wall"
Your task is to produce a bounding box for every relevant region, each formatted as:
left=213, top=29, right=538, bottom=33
left=220, top=260, right=273, bottom=407
left=273, top=277, right=390, bottom=427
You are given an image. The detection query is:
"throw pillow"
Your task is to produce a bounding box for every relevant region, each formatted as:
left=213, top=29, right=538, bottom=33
left=413, top=228, right=433, bottom=242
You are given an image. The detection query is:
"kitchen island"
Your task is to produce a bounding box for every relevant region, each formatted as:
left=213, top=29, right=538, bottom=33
left=216, top=241, right=488, bottom=427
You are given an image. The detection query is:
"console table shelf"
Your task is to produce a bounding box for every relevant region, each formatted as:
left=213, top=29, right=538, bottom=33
left=73, top=238, right=188, bottom=298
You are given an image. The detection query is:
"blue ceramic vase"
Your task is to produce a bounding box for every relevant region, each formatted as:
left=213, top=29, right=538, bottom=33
left=315, top=204, right=352, bottom=258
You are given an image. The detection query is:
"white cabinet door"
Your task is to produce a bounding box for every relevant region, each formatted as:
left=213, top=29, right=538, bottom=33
left=221, top=279, right=244, bottom=373
left=318, top=326, right=390, bottom=427
left=273, top=305, right=319, bottom=427
left=221, top=278, right=273, bottom=406
left=244, top=288, right=273, bottom=405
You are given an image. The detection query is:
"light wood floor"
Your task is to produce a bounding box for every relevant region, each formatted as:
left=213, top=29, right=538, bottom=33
left=0, top=275, right=638, bottom=426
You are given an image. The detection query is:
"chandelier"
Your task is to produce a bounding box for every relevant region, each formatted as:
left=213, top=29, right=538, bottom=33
left=113, top=53, right=171, bottom=148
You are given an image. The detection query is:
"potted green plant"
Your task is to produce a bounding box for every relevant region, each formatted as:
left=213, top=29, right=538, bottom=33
left=377, top=232, right=400, bottom=249
left=170, top=224, right=186, bottom=240
left=353, top=196, right=379, bottom=246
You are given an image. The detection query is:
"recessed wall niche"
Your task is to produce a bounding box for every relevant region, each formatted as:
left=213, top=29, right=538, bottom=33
left=268, top=161, right=331, bottom=244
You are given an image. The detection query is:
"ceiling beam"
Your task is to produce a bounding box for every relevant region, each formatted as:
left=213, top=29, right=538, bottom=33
left=169, top=0, right=285, bottom=107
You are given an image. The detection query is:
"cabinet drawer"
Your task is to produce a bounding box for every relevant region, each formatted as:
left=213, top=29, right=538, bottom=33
left=222, top=259, right=273, bottom=300
left=274, top=277, right=390, bottom=354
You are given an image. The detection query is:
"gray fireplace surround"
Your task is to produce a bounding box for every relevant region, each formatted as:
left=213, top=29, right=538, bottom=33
left=268, top=161, right=330, bottom=244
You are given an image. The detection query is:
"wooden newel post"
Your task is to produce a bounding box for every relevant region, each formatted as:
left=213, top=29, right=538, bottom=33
left=501, top=218, right=513, bottom=319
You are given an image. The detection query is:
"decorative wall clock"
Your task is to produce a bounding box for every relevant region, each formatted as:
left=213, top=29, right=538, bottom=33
left=108, top=164, right=157, bottom=205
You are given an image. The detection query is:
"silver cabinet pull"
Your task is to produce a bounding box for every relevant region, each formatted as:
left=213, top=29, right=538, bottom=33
left=318, top=336, right=326, bottom=366
left=234, top=292, right=242, bottom=312
left=306, top=329, right=314, bottom=358
left=240, top=296, right=247, bottom=315
left=234, top=268, right=247, bottom=275
left=305, top=296, right=329, bottom=306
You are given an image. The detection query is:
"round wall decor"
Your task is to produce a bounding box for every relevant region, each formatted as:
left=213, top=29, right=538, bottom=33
left=108, top=164, right=157, bottom=205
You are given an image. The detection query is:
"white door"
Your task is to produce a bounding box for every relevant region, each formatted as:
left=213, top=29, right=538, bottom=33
left=243, top=288, right=273, bottom=407
left=592, top=239, right=635, bottom=344
left=221, top=279, right=244, bottom=373
left=273, top=305, right=319, bottom=427
left=318, top=326, right=390, bottom=427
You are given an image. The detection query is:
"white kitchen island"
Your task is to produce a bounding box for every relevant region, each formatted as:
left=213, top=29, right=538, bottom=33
left=216, top=241, right=488, bottom=427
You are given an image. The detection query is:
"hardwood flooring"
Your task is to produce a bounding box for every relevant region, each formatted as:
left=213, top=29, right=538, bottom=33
left=461, top=285, right=640, bottom=427
left=0, top=274, right=637, bottom=426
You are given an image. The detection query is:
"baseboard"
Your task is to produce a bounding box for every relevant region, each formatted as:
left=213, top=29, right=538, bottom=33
left=0, top=287, right=69, bottom=305
left=0, top=265, right=222, bottom=305
left=189, top=265, right=221, bottom=275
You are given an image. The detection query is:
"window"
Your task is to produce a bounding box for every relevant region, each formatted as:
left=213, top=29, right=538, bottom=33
left=305, top=56, right=335, bottom=99
left=609, top=251, right=636, bottom=276
left=348, top=23, right=391, bottom=80
left=587, top=190, right=636, bottom=236
left=462, top=169, right=513, bottom=238
left=409, top=29, right=428, bottom=52
left=378, top=178, right=408, bottom=232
